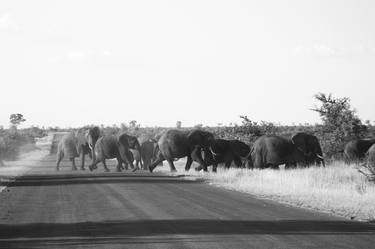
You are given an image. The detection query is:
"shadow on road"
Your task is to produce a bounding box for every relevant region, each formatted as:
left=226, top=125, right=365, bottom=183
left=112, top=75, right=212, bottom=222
left=1, top=219, right=374, bottom=239
left=1, top=174, right=202, bottom=187
left=1, top=219, right=375, bottom=248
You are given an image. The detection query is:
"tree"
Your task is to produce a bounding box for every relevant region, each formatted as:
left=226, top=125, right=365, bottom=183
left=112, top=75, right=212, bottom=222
left=176, top=121, right=182, bottom=129
left=9, top=113, right=26, bottom=133
left=311, top=93, right=367, bottom=157
left=10, top=113, right=26, bottom=127
left=239, top=115, right=277, bottom=137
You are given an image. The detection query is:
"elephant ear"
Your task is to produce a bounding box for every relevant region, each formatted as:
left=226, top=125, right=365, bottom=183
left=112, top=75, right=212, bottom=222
left=291, top=133, right=309, bottom=155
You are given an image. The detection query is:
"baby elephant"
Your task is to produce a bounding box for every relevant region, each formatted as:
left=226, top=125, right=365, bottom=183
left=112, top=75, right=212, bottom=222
left=56, top=131, right=91, bottom=171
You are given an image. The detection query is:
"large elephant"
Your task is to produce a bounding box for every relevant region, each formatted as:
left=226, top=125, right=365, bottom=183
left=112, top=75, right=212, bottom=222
left=344, top=138, right=375, bottom=163
left=56, top=131, right=91, bottom=171
left=194, top=139, right=252, bottom=172
left=149, top=129, right=214, bottom=172
left=251, top=132, right=325, bottom=169
left=89, top=133, right=140, bottom=172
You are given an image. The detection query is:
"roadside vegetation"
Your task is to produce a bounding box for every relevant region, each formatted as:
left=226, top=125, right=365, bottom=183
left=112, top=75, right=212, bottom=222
left=0, top=114, right=47, bottom=163
left=176, top=161, right=375, bottom=222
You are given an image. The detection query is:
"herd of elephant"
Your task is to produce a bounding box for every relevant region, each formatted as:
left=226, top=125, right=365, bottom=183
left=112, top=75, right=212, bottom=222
left=56, top=127, right=332, bottom=172
left=56, top=127, right=375, bottom=173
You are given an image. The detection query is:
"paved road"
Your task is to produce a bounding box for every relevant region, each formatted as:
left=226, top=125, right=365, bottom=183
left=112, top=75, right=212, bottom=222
left=0, top=155, right=375, bottom=249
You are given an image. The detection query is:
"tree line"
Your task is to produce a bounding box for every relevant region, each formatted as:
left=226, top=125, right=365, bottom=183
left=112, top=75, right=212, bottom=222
left=0, top=93, right=373, bottom=162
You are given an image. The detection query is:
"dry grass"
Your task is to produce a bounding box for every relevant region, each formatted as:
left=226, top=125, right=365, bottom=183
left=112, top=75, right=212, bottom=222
left=159, top=160, right=375, bottom=221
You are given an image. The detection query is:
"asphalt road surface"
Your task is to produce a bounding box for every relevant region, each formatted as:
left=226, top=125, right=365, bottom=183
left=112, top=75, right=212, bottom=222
left=0, top=155, right=375, bottom=249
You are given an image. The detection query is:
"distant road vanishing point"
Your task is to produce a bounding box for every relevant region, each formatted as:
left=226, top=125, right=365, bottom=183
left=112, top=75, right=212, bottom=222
left=0, top=134, right=374, bottom=249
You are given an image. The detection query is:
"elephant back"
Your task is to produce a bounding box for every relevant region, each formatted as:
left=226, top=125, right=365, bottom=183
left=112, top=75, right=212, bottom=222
left=157, top=129, right=190, bottom=158
left=187, top=129, right=214, bottom=148
left=209, top=139, right=230, bottom=156
left=229, top=140, right=250, bottom=158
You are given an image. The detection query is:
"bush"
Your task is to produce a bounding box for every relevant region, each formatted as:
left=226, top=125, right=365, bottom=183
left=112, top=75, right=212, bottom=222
left=0, top=127, right=47, bottom=161
left=312, top=93, right=368, bottom=158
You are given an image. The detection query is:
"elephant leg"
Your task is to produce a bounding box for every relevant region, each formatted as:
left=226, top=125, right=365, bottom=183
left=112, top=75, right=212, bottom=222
left=149, top=153, right=165, bottom=173
left=233, top=155, right=243, bottom=168
left=116, top=158, right=122, bottom=172
left=80, top=153, right=85, bottom=170
left=71, top=158, right=78, bottom=171
left=89, top=157, right=102, bottom=171
left=138, top=157, right=143, bottom=170
left=102, top=160, right=110, bottom=172
left=285, top=163, right=297, bottom=169
left=122, top=160, right=129, bottom=170
left=212, top=163, right=218, bottom=172
left=120, top=149, right=137, bottom=171
left=116, top=157, right=124, bottom=171
left=142, top=158, right=150, bottom=170
left=253, top=155, right=264, bottom=169
left=185, top=156, right=193, bottom=171
left=56, top=152, right=63, bottom=171
left=268, top=164, right=280, bottom=170
left=225, top=159, right=232, bottom=169
left=244, top=158, right=253, bottom=169
left=166, top=158, right=177, bottom=172
left=193, top=153, right=208, bottom=172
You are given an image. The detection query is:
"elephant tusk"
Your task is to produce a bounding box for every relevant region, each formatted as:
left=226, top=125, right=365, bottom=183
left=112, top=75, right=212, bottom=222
left=316, top=154, right=324, bottom=160
left=209, top=146, right=218, bottom=156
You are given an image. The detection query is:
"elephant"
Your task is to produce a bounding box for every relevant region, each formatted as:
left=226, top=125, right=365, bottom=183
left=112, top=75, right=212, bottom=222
left=251, top=132, right=325, bottom=169
left=194, top=139, right=252, bottom=172
left=116, top=134, right=143, bottom=170
left=89, top=133, right=141, bottom=172
left=149, top=129, right=214, bottom=172
left=365, top=144, right=375, bottom=169
left=344, top=138, right=375, bottom=163
left=56, top=131, right=91, bottom=171
left=86, top=126, right=101, bottom=163
left=140, top=139, right=159, bottom=170
left=0, top=137, right=5, bottom=166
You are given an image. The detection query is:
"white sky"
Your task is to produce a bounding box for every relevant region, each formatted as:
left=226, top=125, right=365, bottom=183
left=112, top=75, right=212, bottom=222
left=0, top=0, right=374, bottom=128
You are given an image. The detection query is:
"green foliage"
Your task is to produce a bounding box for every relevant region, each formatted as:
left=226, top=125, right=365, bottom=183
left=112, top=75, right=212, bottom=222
left=311, top=93, right=368, bottom=157
left=9, top=113, right=26, bottom=127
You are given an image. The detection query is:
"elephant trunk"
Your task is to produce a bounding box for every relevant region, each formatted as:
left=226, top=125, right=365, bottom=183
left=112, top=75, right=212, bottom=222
left=89, top=140, right=97, bottom=163
left=244, top=151, right=253, bottom=169
left=316, top=153, right=325, bottom=167
left=136, top=143, right=143, bottom=169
